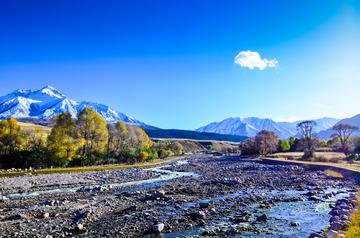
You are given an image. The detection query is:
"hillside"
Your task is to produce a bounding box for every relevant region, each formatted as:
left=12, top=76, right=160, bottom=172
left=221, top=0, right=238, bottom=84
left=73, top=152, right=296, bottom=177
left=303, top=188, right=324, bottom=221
left=145, top=128, right=247, bottom=142
left=18, top=122, right=51, bottom=136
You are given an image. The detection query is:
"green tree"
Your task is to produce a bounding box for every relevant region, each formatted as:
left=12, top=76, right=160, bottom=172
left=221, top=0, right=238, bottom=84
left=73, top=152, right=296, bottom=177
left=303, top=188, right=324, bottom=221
left=288, top=136, right=299, bottom=151
left=278, top=139, right=290, bottom=152
left=47, top=113, right=79, bottom=166
left=0, top=117, right=24, bottom=155
left=77, top=108, right=108, bottom=164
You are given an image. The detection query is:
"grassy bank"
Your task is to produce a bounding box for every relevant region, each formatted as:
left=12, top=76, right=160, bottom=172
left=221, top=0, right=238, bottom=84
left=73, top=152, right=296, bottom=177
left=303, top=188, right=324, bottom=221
left=0, top=157, right=182, bottom=178
left=263, top=156, right=360, bottom=172
left=345, top=190, right=360, bottom=238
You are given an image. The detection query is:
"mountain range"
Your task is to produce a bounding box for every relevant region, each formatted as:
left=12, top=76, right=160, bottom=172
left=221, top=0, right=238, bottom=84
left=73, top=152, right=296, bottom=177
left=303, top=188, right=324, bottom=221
left=1, top=86, right=359, bottom=141
left=197, top=115, right=360, bottom=139
left=0, top=86, right=145, bottom=126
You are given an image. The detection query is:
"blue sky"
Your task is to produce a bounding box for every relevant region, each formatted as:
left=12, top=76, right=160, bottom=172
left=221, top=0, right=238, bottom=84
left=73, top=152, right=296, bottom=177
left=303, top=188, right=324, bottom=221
left=0, top=0, right=359, bottom=129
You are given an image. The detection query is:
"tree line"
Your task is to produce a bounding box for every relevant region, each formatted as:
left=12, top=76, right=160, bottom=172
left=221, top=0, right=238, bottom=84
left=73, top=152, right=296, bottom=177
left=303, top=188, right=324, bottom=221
left=240, top=120, right=359, bottom=159
left=0, top=108, right=183, bottom=169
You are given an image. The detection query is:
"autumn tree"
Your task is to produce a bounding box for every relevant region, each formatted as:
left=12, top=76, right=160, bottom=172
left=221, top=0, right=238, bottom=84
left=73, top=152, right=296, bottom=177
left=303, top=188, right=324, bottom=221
left=0, top=117, right=24, bottom=155
left=24, top=128, right=47, bottom=152
left=47, top=113, right=79, bottom=165
left=331, top=124, right=358, bottom=154
left=297, top=120, right=317, bottom=157
left=255, top=130, right=278, bottom=155
left=240, top=138, right=257, bottom=155
left=76, top=108, right=108, bottom=164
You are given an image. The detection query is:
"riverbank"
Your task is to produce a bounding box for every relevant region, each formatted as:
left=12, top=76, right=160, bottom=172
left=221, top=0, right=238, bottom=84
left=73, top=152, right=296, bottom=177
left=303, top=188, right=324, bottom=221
left=0, top=156, right=182, bottom=178
left=0, top=155, right=358, bottom=237
left=261, top=157, right=360, bottom=174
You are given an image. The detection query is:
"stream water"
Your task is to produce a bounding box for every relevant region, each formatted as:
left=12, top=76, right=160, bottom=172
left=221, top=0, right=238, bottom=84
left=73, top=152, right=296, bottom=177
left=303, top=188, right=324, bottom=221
left=0, top=160, right=198, bottom=200
left=158, top=187, right=354, bottom=238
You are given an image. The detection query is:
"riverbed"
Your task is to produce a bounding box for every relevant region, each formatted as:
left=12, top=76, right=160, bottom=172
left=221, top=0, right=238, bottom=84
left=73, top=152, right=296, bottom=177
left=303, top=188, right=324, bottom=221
left=0, top=155, right=357, bottom=237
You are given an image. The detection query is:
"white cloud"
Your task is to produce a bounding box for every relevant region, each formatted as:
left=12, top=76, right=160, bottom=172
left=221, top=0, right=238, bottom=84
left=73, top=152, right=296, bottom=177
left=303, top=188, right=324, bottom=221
left=313, top=103, right=330, bottom=109
left=275, top=117, right=303, bottom=122
left=234, top=50, right=278, bottom=70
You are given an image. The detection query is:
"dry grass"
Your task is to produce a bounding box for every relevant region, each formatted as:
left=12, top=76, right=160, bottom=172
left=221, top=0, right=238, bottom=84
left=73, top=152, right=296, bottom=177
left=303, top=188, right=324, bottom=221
left=18, top=122, right=51, bottom=136
left=271, top=152, right=347, bottom=162
left=345, top=189, right=360, bottom=238
left=262, top=157, right=360, bottom=172
left=323, top=169, right=344, bottom=179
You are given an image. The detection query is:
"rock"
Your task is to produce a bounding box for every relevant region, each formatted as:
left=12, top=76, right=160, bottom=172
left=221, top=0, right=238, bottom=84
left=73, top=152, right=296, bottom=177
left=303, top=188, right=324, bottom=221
left=256, top=214, right=267, bottom=222
left=76, top=223, right=85, bottom=231
left=309, top=232, right=325, bottom=238
left=234, top=214, right=250, bottom=223
left=199, top=201, right=210, bottom=208
left=189, top=211, right=206, bottom=220
left=198, top=219, right=206, bottom=226
left=290, top=221, right=299, bottom=227
left=5, top=213, right=26, bottom=221
left=153, top=190, right=166, bottom=198
left=330, top=222, right=343, bottom=231
left=152, top=223, right=165, bottom=233
left=325, top=230, right=339, bottom=238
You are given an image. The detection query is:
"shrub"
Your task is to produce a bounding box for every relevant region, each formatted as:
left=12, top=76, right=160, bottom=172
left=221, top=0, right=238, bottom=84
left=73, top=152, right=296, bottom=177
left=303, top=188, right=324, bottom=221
left=302, top=149, right=314, bottom=160
left=278, top=139, right=290, bottom=152
left=139, top=151, right=149, bottom=161
left=158, top=149, right=174, bottom=159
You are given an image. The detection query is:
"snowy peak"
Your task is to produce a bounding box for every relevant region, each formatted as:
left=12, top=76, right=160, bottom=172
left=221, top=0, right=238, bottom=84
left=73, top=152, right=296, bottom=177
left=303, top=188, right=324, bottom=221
left=197, top=116, right=341, bottom=139
left=0, top=86, right=145, bottom=126
left=36, top=85, right=65, bottom=99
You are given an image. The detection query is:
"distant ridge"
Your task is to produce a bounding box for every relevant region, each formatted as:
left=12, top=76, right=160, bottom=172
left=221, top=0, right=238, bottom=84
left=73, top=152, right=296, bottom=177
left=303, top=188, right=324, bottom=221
left=197, top=117, right=341, bottom=139
left=318, top=114, right=360, bottom=139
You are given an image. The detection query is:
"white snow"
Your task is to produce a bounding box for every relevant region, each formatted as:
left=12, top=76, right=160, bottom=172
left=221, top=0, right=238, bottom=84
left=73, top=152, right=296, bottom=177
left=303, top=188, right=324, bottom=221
left=0, top=86, right=144, bottom=126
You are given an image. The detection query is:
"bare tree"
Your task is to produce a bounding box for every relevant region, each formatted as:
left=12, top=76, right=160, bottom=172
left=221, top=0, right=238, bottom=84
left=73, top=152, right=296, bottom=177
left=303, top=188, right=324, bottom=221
left=297, top=120, right=317, bottom=157
left=331, top=124, right=358, bottom=154
left=255, top=130, right=278, bottom=155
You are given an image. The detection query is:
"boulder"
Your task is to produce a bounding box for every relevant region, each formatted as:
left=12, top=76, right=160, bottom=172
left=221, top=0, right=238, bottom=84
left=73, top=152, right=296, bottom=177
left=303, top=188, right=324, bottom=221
left=152, top=223, right=165, bottom=233
left=199, top=201, right=210, bottom=209
left=256, top=214, right=268, bottom=222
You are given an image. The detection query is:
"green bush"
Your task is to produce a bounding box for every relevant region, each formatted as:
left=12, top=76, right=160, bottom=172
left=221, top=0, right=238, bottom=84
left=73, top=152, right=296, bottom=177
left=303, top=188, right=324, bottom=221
left=158, top=149, right=174, bottom=159
left=279, top=139, right=290, bottom=152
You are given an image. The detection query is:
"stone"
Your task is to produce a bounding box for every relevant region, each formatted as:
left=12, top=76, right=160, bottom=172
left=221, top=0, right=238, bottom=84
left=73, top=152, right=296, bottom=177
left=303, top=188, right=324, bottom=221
left=256, top=214, right=268, bottom=222
left=330, top=222, right=343, bottom=231
left=76, top=223, right=85, bottom=231
left=199, top=201, right=210, bottom=208
left=189, top=211, right=206, bottom=220
left=325, top=230, right=339, bottom=238
left=152, top=223, right=165, bottom=233
left=290, top=221, right=299, bottom=227
left=153, top=190, right=166, bottom=198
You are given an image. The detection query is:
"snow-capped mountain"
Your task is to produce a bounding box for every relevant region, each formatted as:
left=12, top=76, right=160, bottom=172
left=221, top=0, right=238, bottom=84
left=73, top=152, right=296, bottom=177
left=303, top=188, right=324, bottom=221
left=318, top=114, right=360, bottom=139
left=197, top=117, right=341, bottom=139
left=0, top=86, right=145, bottom=125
